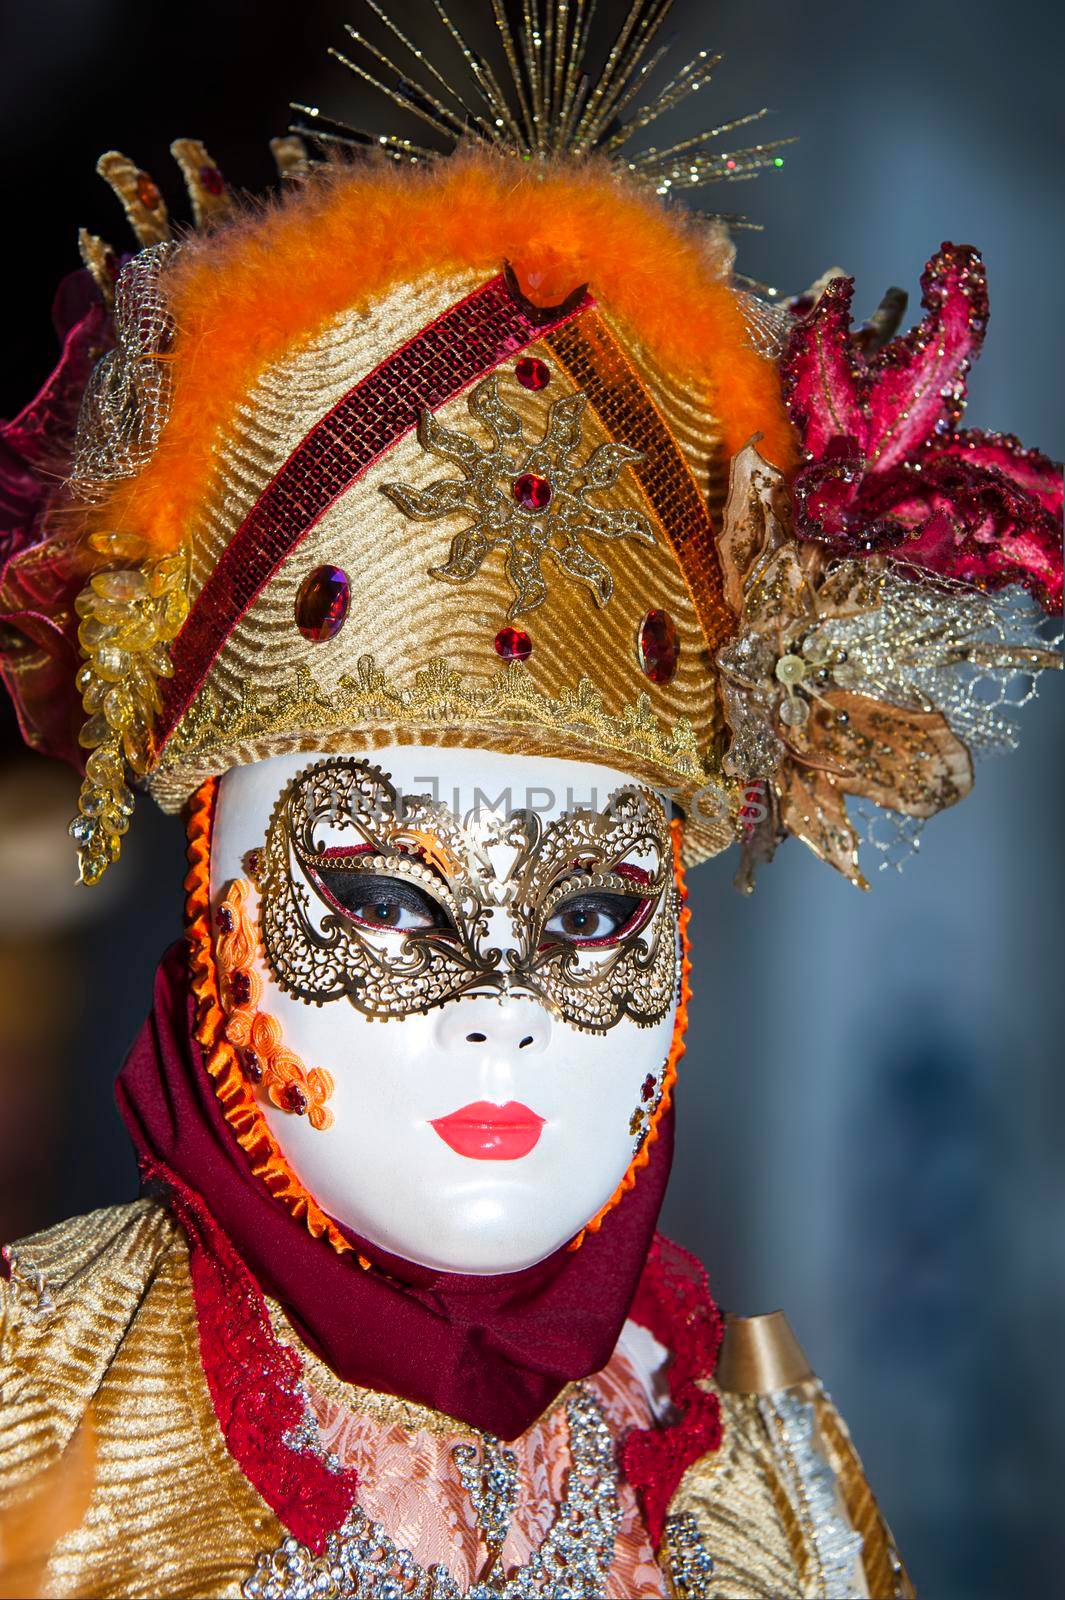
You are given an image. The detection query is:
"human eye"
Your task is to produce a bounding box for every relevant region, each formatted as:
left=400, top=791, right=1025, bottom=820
left=542, top=890, right=645, bottom=945
left=308, top=865, right=456, bottom=935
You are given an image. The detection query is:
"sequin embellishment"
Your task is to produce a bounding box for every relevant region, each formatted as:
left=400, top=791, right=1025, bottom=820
left=662, top=1512, right=716, bottom=1598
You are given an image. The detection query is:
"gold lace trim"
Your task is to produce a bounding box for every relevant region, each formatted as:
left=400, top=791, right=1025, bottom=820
left=154, top=654, right=729, bottom=799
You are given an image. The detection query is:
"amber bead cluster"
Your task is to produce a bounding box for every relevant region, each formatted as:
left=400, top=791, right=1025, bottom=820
left=69, top=532, right=189, bottom=883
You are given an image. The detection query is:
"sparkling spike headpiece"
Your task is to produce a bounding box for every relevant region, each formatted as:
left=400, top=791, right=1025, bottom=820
left=292, top=0, right=791, bottom=197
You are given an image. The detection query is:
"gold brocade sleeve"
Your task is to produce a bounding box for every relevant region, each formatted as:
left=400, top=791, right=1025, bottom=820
left=664, top=1377, right=915, bottom=1599
left=0, top=1200, right=281, bottom=1599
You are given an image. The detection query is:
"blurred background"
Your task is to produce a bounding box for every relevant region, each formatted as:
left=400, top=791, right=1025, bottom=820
left=1, top=1, right=1062, bottom=1594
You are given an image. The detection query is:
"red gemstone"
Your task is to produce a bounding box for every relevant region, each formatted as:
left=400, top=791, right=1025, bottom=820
left=282, top=1082, right=309, bottom=1115
left=244, top=849, right=261, bottom=879
left=295, top=565, right=351, bottom=641
left=637, top=609, right=680, bottom=685
left=135, top=172, right=162, bottom=210
left=515, top=357, right=550, bottom=391
left=199, top=164, right=225, bottom=196
left=641, top=1073, right=656, bottom=1103
left=230, top=971, right=251, bottom=1007
left=494, top=627, right=532, bottom=662
left=512, top=473, right=552, bottom=511
left=240, top=1048, right=264, bottom=1084
left=217, top=904, right=234, bottom=934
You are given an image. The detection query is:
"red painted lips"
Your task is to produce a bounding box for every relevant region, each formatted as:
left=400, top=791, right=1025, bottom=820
left=430, top=1101, right=546, bottom=1160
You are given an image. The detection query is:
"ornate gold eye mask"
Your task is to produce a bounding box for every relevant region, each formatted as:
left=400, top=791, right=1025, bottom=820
left=257, top=757, right=679, bottom=1033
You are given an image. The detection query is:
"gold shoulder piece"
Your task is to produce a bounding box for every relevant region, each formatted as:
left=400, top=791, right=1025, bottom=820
left=716, top=1309, right=814, bottom=1395
left=0, top=1200, right=178, bottom=1493
left=666, top=1309, right=916, bottom=1597
left=815, top=1390, right=916, bottom=1599
left=0, top=1200, right=278, bottom=1596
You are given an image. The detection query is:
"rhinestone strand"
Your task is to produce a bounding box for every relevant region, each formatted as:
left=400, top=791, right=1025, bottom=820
left=242, top=1387, right=621, bottom=1600
left=661, top=1512, right=715, bottom=1599
left=451, top=1434, right=519, bottom=1569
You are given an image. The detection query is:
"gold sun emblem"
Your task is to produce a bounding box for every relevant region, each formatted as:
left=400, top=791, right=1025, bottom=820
left=381, top=372, right=654, bottom=619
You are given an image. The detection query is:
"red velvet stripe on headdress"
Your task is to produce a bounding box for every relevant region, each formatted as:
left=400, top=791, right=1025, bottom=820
left=157, top=275, right=594, bottom=743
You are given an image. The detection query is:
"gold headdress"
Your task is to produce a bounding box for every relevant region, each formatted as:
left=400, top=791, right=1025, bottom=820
left=0, top=2, right=1058, bottom=888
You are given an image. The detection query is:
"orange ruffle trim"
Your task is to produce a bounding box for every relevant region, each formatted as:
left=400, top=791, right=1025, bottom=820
left=186, top=783, right=689, bottom=1259
left=568, top=817, right=692, bottom=1249
left=94, top=151, right=795, bottom=556
left=185, top=777, right=354, bottom=1256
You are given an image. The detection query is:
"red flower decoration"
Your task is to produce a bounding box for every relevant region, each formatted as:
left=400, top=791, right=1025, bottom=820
left=782, top=243, right=1062, bottom=612
left=0, top=270, right=113, bottom=768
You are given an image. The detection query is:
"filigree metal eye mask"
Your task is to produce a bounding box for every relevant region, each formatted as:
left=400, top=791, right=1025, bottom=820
left=257, top=757, right=678, bottom=1033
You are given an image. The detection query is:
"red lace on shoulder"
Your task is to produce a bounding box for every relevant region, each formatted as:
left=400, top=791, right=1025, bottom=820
left=145, top=1156, right=359, bottom=1554
left=622, top=1233, right=725, bottom=1544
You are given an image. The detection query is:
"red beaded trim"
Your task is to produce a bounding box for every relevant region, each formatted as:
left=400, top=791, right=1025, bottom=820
left=543, top=312, right=732, bottom=652
left=157, top=275, right=594, bottom=745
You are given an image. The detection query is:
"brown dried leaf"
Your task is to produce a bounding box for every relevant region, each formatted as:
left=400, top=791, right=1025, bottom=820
left=778, top=761, right=866, bottom=887
left=808, top=690, right=973, bottom=817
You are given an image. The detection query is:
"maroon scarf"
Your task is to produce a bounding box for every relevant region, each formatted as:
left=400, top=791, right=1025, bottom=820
left=116, top=941, right=675, bottom=1440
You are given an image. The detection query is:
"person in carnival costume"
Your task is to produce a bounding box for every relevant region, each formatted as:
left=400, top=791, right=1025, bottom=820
left=0, top=4, right=1060, bottom=1596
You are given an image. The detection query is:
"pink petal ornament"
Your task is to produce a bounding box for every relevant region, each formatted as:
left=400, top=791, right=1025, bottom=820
left=782, top=244, right=1062, bottom=611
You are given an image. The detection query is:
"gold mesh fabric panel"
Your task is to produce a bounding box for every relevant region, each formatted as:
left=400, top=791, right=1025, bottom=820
left=0, top=1202, right=280, bottom=1599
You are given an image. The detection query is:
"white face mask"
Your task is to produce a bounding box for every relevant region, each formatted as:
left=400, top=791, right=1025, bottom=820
left=208, top=746, right=681, bottom=1274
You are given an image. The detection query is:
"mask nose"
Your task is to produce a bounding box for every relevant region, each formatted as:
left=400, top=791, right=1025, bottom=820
left=432, top=994, right=552, bottom=1056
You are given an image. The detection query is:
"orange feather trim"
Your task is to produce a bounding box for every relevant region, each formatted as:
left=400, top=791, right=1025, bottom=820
left=184, top=777, right=353, bottom=1256
left=92, top=152, right=795, bottom=555
left=568, top=817, right=692, bottom=1251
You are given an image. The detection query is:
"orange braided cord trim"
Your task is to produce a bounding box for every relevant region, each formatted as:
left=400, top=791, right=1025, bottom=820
left=568, top=817, right=691, bottom=1250
left=184, top=778, right=353, bottom=1255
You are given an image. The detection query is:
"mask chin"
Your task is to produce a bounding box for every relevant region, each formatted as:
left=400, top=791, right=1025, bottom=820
left=205, top=744, right=684, bottom=1275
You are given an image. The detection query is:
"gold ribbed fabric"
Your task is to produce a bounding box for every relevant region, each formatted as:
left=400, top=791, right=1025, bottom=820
left=1, top=1203, right=908, bottom=1598
left=0, top=1202, right=279, bottom=1598
left=669, top=1385, right=809, bottom=1598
